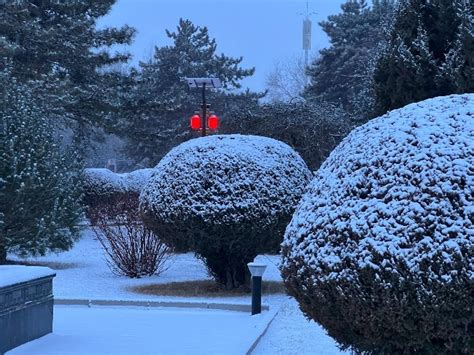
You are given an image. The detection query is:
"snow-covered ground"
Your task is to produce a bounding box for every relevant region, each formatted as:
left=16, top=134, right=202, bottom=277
left=8, top=305, right=276, bottom=355
left=7, top=230, right=345, bottom=354
left=254, top=298, right=347, bottom=355
left=10, top=229, right=282, bottom=304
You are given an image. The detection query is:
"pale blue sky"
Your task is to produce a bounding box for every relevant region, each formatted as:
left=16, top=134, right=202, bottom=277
left=99, top=0, right=348, bottom=91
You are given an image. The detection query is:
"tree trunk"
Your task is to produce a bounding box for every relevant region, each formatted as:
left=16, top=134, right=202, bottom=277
left=0, top=244, right=7, bottom=265
left=224, top=263, right=250, bottom=290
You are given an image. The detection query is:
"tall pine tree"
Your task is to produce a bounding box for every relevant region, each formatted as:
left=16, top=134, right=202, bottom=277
left=304, top=0, right=396, bottom=120
left=437, top=1, right=474, bottom=93
left=110, top=19, right=258, bottom=166
left=373, top=0, right=473, bottom=115
left=0, top=0, right=135, bottom=150
left=0, top=68, right=83, bottom=263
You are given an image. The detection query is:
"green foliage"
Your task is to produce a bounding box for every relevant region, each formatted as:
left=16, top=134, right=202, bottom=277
left=222, top=102, right=352, bottom=170
left=0, top=0, right=135, bottom=150
left=373, top=0, right=474, bottom=115
left=281, top=94, right=474, bottom=354
left=304, top=0, right=396, bottom=121
left=0, top=70, right=83, bottom=263
left=140, top=135, right=312, bottom=289
left=108, top=19, right=259, bottom=167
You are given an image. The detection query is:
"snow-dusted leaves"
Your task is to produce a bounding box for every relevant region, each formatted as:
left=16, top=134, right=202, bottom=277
left=140, top=135, right=312, bottom=228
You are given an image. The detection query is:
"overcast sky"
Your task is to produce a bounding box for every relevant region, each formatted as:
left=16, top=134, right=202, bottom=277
left=99, top=0, right=348, bottom=91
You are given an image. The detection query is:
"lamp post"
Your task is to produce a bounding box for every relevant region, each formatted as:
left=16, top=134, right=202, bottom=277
left=186, top=77, right=221, bottom=137
left=247, top=262, right=267, bottom=315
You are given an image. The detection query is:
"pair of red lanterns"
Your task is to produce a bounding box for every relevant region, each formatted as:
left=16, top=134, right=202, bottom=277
left=190, top=114, right=219, bottom=131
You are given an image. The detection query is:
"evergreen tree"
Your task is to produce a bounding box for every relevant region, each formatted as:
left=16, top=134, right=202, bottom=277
left=304, top=0, right=396, bottom=120
left=0, top=0, right=135, bottom=150
left=437, top=1, right=474, bottom=93
left=0, top=69, right=83, bottom=264
left=110, top=19, right=258, bottom=166
left=373, top=0, right=474, bottom=115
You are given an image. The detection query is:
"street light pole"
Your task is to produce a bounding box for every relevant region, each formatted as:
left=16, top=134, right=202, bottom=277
left=247, top=262, right=267, bottom=315
left=201, top=82, right=207, bottom=137
left=251, top=276, right=262, bottom=315
left=185, top=78, right=221, bottom=136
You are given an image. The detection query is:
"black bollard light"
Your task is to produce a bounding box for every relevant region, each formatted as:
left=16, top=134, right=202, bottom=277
left=247, top=262, right=267, bottom=315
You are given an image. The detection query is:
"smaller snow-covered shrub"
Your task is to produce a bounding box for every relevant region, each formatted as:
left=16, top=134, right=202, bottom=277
left=140, top=135, right=312, bottom=289
left=83, top=168, right=153, bottom=222
left=90, top=196, right=171, bottom=278
left=282, top=94, right=474, bottom=354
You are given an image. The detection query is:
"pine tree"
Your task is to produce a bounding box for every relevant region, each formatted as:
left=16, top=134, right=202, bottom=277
left=437, top=1, right=474, bottom=93
left=0, top=68, right=83, bottom=264
left=304, top=0, right=396, bottom=120
left=0, top=0, right=135, bottom=151
left=373, top=0, right=473, bottom=115
left=110, top=19, right=257, bottom=166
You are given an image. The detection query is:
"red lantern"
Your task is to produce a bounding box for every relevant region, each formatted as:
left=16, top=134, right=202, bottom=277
left=207, top=115, right=219, bottom=130
left=190, top=114, right=201, bottom=130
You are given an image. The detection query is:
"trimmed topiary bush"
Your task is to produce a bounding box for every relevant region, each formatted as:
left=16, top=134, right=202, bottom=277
left=83, top=168, right=153, bottom=222
left=282, top=94, right=474, bottom=354
left=140, top=135, right=312, bottom=289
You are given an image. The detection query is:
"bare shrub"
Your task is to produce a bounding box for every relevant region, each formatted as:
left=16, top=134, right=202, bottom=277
left=90, top=197, right=171, bottom=278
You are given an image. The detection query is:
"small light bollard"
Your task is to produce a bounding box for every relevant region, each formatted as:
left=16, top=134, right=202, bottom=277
left=247, top=262, right=267, bottom=315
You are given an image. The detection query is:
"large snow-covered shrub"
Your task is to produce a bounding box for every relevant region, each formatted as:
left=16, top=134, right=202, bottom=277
left=140, top=135, right=312, bottom=289
left=83, top=168, right=153, bottom=221
left=282, top=94, right=474, bottom=354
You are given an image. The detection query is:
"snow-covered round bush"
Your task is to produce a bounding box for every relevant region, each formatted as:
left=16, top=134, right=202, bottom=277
left=83, top=168, right=153, bottom=220
left=282, top=94, right=474, bottom=354
left=140, top=135, right=312, bottom=289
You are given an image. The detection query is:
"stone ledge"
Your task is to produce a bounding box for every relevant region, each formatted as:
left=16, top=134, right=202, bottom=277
left=55, top=298, right=270, bottom=312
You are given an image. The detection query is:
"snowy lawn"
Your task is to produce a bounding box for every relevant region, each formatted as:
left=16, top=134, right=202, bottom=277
left=7, top=305, right=275, bottom=355
left=7, top=229, right=346, bottom=354
left=9, top=229, right=282, bottom=304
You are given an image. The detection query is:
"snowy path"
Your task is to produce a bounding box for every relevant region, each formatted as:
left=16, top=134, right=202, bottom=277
left=8, top=305, right=275, bottom=355
left=253, top=298, right=347, bottom=355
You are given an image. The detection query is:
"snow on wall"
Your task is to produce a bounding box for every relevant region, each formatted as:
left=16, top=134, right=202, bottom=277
left=282, top=94, right=474, bottom=284
left=0, top=265, right=55, bottom=288
left=140, top=135, right=313, bottom=226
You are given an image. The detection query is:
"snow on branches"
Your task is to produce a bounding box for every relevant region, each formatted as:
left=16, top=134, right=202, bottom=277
left=281, top=94, right=474, bottom=353
left=83, top=168, right=153, bottom=219
left=140, top=135, right=312, bottom=228
left=139, top=134, right=312, bottom=288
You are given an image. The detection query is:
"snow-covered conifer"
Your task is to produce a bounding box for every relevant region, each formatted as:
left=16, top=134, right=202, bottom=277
left=304, top=0, right=396, bottom=120
left=373, top=0, right=473, bottom=115
left=0, top=70, right=83, bottom=263
left=282, top=94, right=474, bottom=354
